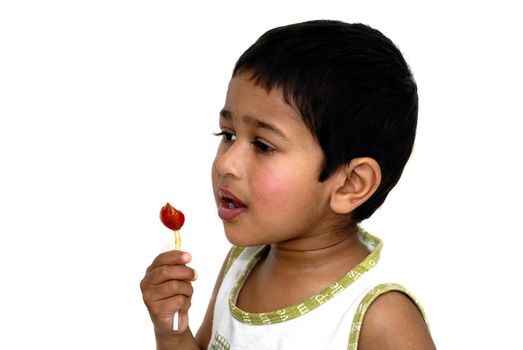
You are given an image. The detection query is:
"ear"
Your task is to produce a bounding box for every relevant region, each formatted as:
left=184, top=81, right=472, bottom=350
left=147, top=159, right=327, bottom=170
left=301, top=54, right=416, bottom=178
left=330, top=158, right=382, bottom=215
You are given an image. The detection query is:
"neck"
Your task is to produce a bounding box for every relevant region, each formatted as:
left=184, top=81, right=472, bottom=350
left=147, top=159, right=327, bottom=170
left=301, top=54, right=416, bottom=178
left=266, top=229, right=369, bottom=274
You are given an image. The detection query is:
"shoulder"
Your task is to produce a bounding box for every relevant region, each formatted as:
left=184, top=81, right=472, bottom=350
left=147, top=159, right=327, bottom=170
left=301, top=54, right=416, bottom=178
left=357, top=287, right=436, bottom=350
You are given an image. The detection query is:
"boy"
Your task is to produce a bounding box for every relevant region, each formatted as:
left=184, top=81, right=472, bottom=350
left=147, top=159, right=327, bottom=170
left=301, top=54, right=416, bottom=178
left=141, top=20, right=436, bottom=349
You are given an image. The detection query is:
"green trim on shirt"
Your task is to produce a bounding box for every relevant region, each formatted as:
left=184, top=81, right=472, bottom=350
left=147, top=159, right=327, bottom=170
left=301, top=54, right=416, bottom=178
left=227, top=229, right=383, bottom=325
left=347, top=283, right=430, bottom=350
left=224, top=246, right=245, bottom=275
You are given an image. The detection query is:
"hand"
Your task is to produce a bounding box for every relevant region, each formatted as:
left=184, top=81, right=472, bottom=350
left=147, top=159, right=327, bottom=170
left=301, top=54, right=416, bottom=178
left=140, top=250, right=198, bottom=336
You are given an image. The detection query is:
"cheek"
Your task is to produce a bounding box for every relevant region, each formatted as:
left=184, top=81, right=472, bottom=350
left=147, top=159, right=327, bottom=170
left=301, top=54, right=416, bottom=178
left=250, top=161, right=325, bottom=221
left=251, top=168, right=297, bottom=208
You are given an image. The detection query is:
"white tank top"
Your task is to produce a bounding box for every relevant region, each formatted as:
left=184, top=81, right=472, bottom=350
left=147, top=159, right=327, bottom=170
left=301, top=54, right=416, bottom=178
left=208, top=229, right=428, bottom=350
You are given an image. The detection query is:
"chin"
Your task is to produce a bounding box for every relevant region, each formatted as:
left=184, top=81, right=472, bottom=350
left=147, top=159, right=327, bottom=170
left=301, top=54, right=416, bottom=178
left=223, top=227, right=262, bottom=248
left=224, top=234, right=250, bottom=247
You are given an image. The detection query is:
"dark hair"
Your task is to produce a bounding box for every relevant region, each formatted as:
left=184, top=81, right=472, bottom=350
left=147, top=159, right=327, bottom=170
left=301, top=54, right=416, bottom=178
left=233, top=20, right=418, bottom=222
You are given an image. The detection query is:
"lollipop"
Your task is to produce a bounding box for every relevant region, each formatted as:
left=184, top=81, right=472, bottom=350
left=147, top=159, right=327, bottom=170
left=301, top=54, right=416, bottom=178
left=160, top=202, right=185, bottom=250
left=159, top=202, right=185, bottom=331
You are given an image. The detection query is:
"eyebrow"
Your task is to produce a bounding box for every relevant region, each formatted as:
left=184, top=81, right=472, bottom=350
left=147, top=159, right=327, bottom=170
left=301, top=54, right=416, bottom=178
left=219, top=108, right=287, bottom=139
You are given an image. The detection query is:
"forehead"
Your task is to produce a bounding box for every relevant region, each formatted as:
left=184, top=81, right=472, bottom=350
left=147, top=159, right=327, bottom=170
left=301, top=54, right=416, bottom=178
left=223, top=73, right=303, bottom=127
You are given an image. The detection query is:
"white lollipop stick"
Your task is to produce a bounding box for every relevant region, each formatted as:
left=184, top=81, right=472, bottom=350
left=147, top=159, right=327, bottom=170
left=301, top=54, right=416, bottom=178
left=173, top=229, right=181, bottom=331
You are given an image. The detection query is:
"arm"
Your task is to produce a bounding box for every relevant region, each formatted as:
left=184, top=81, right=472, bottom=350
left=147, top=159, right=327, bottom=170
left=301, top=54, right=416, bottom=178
left=140, top=249, right=230, bottom=350
left=358, top=291, right=436, bottom=350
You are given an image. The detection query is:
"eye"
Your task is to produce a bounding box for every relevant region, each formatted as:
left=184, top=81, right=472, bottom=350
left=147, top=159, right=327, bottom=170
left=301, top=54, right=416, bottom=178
left=251, top=139, right=275, bottom=154
left=214, top=131, right=236, bottom=142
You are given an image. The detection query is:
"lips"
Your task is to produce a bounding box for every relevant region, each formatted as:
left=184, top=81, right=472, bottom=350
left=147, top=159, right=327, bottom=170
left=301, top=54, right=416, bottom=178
left=218, top=189, right=247, bottom=221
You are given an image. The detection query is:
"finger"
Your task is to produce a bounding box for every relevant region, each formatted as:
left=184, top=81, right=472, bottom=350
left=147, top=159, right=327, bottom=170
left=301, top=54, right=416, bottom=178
left=146, top=265, right=198, bottom=285
left=147, top=295, right=192, bottom=322
left=140, top=265, right=197, bottom=293
left=146, top=250, right=192, bottom=272
left=160, top=295, right=192, bottom=313
left=143, top=280, right=194, bottom=302
left=174, top=310, right=189, bottom=334
left=147, top=296, right=192, bottom=334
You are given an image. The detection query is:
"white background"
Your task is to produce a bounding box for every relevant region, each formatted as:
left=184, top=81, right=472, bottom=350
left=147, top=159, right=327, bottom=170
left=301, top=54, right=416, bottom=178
left=1, top=1, right=522, bottom=349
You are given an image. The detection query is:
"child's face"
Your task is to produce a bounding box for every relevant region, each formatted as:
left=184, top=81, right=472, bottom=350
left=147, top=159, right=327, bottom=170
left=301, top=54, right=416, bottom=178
left=212, top=73, right=338, bottom=248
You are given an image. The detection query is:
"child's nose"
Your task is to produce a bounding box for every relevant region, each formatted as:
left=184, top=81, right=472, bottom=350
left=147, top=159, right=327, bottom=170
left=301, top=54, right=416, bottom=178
left=214, top=142, right=245, bottom=179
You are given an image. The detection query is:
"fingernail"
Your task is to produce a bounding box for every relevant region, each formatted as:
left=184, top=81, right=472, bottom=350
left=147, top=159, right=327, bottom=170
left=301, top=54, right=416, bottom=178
left=193, top=270, right=198, bottom=281
left=182, top=253, right=192, bottom=262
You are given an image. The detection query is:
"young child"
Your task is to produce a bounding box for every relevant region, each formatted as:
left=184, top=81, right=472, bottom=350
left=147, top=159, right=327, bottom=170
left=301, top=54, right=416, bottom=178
left=141, top=20, right=436, bottom=349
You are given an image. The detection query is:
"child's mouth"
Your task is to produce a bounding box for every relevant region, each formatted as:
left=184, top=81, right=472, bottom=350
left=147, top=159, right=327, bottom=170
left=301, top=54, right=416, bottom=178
left=222, top=197, right=243, bottom=209
left=226, top=199, right=238, bottom=209
left=218, top=189, right=246, bottom=221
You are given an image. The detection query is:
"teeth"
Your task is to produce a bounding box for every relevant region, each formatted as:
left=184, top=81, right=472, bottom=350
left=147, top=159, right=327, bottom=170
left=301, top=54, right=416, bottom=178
left=227, top=201, right=237, bottom=209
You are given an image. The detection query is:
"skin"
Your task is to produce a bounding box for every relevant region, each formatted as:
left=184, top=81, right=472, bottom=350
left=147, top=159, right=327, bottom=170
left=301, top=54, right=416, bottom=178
left=358, top=292, right=436, bottom=349
left=140, top=72, right=436, bottom=349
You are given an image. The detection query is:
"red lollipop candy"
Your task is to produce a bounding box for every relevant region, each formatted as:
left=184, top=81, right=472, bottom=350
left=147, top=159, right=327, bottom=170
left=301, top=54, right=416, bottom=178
left=160, top=202, right=185, bottom=249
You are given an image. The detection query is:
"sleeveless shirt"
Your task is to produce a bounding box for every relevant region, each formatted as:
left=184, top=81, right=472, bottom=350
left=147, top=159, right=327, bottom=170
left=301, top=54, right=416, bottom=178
left=208, top=229, right=428, bottom=350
